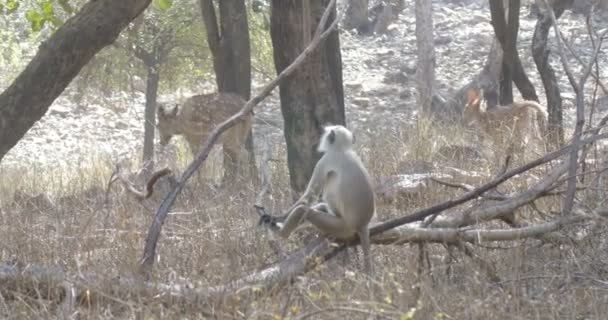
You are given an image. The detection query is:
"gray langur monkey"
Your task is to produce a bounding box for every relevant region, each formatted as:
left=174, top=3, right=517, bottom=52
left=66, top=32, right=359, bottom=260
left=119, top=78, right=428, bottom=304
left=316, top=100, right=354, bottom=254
left=266, top=125, right=376, bottom=275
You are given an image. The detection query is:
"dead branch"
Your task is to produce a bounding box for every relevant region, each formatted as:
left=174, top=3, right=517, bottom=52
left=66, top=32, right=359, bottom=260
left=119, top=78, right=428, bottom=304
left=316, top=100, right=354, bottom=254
left=429, top=177, right=507, bottom=201
left=559, top=30, right=608, bottom=95
left=430, top=162, right=567, bottom=228
left=110, top=166, right=173, bottom=201
left=140, top=0, right=341, bottom=276
left=374, top=214, right=588, bottom=245
left=544, top=1, right=608, bottom=215
left=370, top=132, right=608, bottom=237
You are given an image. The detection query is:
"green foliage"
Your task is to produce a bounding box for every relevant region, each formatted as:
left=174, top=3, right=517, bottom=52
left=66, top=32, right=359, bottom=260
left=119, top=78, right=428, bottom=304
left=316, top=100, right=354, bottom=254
left=153, top=0, right=173, bottom=11
left=0, top=0, right=20, bottom=14
left=25, top=1, right=63, bottom=32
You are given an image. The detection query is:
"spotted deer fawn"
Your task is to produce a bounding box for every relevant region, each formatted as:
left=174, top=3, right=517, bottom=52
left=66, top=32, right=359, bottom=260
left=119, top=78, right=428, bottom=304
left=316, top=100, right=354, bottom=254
left=156, top=92, right=257, bottom=185
left=463, top=89, right=548, bottom=166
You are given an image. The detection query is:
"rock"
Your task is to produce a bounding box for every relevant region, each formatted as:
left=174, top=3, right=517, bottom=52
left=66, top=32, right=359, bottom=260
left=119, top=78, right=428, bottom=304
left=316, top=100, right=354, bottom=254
left=352, top=97, right=370, bottom=108
left=344, top=82, right=363, bottom=91
left=434, top=35, right=452, bottom=45
left=114, top=120, right=129, bottom=130
left=383, top=71, right=408, bottom=84
left=49, top=105, right=71, bottom=118
left=401, top=61, right=417, bottom=75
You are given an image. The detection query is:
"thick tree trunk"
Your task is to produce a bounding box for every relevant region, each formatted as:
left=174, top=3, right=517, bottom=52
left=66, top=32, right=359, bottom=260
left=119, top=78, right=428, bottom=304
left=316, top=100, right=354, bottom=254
left=271, top=0, right=345, bottom=193
left=415, top=0, right=435, bottom=115
left=532, top=0, right=571, bottom=147
left=142, top=65, right=159, bottom=178
left=489, top=0, right=538, bottom=105
left=200, top=0, right=257, bottom=184
left=0, top=0, right=151, bottom=162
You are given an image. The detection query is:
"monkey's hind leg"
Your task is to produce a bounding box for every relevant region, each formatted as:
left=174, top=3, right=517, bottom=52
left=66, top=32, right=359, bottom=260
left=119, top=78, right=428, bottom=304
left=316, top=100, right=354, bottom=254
left=279, top=203, right=349, bottom=239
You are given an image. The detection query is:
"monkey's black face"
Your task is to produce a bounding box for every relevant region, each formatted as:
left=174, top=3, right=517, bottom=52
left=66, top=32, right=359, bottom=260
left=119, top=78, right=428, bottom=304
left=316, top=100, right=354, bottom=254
left=328, top=130, right=336, bottom=144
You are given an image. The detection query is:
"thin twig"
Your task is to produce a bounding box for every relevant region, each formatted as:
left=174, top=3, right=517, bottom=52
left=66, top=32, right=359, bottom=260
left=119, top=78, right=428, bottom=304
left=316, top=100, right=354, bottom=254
left=558, top=30, right=608, bottom=95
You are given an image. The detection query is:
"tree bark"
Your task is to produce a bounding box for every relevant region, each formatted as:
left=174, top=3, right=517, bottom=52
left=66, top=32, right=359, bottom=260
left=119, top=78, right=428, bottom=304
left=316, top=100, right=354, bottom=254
left=532, top=0, right=572, bottom=147
left=489, top=0, right=538, bottom=105
left=142, top=65, right=159, bottom=178
left=415, top=0, right=435, bottom=115
left=271, top=0, right=345, bottom=193
left=0, top=0, right=151, bottom=162
left=200, top=0, right=257, bottom=183
left=127, top=24, right=174, bottom=179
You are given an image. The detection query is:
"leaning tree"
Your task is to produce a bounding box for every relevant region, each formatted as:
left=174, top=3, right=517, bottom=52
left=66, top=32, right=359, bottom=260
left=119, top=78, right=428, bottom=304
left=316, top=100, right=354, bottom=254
left=0, top=0, right=153, bottom=162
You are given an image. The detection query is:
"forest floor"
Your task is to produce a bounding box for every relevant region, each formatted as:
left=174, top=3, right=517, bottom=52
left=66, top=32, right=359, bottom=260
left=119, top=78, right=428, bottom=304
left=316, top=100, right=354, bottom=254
left=1, top=0, right=608, bottom=319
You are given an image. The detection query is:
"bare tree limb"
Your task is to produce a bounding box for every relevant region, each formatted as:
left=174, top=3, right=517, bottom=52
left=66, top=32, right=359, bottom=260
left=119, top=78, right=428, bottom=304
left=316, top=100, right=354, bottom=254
left=544, top=0, right=608, bottom=216
left=429, top=162, right=568, bottom=228
left=374, top=214, right=588, bottom=245
left=111, top=167, right=173, bottom=201
left=370, top=132, right=608, bottom=236
left=139, top=0, right=340, bottom=276
left=559, top=30, right=608, bottom=95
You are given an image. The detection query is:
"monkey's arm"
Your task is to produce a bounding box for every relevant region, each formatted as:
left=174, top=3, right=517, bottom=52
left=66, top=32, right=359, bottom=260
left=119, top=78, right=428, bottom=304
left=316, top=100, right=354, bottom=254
left=284, top=163, right=325, bottom=215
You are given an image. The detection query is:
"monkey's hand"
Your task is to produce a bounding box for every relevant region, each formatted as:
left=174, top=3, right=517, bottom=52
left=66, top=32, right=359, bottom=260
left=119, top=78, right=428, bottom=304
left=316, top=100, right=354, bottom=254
left=258, top=214, right=284, bottom=235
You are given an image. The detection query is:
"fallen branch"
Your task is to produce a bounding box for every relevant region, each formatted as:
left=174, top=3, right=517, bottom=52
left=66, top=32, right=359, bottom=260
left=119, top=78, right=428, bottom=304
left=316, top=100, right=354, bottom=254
left=429, top=162, right=568, bottom=228
left=370, top=132, right=608, bottom=236
left=109, top=166, right=173, bottom=201
left=374, top=214, right=589, bottom=245
left=140, top=0, right=341, bottom=276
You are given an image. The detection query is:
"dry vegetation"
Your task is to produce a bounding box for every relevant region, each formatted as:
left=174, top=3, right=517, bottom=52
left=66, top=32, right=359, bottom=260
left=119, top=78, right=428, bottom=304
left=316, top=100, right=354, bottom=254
left=2, top=1, right=608, bottom=319
left=2, top=116, right=608, bottom=319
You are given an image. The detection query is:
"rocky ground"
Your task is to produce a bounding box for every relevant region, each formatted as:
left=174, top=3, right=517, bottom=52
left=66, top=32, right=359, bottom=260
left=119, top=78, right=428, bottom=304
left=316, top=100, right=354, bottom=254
left=1, top=0, right=607, bottom=172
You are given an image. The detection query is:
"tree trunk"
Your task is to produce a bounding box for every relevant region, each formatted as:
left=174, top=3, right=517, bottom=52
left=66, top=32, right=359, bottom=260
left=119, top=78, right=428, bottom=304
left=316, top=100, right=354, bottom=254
left=415, top=0, right=435, bottom=115
left=489, top=0, right=538, bottom=105
left=142, top=65, right=159, bottom=178
left=271, top=0, right=345, bottom=193
left=344, top=0, right=369, bottom=30
left=200, top=0, right=257, bottom=184
left=0, top=0, right=151, bottom=162
left=532, top=0, right=571, bottom=147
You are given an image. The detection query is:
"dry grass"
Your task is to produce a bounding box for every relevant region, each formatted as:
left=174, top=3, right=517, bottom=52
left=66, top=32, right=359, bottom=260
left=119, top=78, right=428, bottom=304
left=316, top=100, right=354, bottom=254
left=1, top=120, right=608, bottom=319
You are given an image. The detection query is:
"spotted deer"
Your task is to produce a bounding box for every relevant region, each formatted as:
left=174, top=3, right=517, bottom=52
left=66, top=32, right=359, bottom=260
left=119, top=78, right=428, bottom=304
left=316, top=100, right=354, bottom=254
left=157, top=92, right=257, bottom=185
